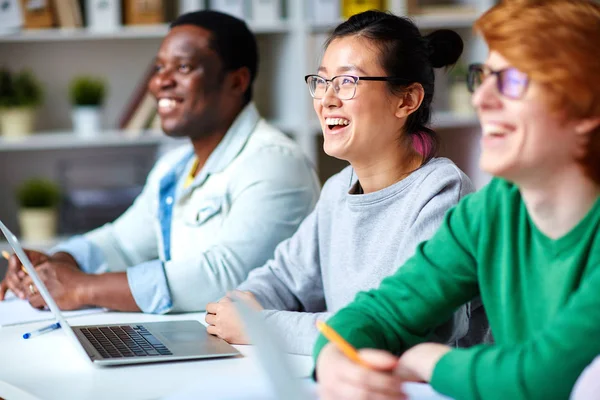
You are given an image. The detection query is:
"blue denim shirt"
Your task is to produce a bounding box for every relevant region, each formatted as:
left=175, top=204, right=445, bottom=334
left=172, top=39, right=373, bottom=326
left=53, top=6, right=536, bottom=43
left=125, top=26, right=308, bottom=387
left=52, top=103, right=320, bottom=313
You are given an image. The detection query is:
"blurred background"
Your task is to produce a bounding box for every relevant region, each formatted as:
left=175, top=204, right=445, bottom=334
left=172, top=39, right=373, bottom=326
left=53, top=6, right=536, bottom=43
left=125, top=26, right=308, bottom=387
left=0, top=0, right=496, bottom=277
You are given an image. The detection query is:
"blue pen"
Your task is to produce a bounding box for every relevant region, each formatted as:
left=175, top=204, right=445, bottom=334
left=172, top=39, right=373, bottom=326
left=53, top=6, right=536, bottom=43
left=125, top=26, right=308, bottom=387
left=23, top=322, right=61, bottom=339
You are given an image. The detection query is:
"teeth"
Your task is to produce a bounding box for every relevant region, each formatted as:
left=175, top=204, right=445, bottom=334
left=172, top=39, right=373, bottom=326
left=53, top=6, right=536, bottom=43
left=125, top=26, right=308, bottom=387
left=158, top=98, right=177, bottom=110
left=481, top=125, right=508, bottom=137
left=325, top=117, right=350, bottom=126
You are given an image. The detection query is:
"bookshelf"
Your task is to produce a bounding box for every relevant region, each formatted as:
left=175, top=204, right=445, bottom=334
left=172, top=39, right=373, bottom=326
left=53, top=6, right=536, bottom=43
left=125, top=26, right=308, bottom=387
left=0, top=0, right=494, bottom=237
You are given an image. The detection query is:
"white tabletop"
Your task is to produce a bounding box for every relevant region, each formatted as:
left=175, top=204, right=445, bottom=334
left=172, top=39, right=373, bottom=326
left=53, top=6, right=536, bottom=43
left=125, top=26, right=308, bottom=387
left=0, top=311, right=314, bottom=400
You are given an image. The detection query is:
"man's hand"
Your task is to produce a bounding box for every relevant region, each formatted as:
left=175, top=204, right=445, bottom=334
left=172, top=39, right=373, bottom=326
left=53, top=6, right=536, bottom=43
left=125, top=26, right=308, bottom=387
left=205, top=290, right=263, bottom=344
left=0, top=249, right=50, bottom=300
left=21, top=260, right=92, bottom=310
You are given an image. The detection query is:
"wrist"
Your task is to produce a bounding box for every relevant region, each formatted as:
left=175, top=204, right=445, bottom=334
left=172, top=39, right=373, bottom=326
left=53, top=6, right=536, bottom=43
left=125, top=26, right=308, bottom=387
left=75, top=273, right=96, bottom=307
left=401, top=343, right=451, bottom=382
left=51, top=252, right=79, bottom=269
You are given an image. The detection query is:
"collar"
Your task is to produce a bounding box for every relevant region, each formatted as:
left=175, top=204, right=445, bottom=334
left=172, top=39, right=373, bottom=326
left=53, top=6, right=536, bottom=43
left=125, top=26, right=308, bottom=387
left=178, top=102, right=260, bottom=196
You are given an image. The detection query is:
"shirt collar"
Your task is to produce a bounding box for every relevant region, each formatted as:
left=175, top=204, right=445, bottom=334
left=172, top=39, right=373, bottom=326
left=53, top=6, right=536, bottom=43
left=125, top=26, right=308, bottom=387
left=178, top=102, right=260, bottom=194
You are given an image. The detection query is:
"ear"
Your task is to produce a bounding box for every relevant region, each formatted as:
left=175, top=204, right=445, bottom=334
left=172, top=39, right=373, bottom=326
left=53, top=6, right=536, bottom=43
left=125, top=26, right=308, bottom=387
left=227, top=67, right=251, bottom=97
left=394, top=83, right=425, bottom=119
left=575, top=116, right=600, bottom=136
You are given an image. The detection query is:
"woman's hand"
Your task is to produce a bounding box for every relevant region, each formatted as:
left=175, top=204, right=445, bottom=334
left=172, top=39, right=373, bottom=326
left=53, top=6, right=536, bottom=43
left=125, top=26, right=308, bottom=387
left=205, top=290, right=263, bottom=344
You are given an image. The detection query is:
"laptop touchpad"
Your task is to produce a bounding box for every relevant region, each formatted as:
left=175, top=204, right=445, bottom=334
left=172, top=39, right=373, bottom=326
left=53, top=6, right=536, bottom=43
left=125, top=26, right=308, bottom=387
left=160, top=330, right=204, bottom=343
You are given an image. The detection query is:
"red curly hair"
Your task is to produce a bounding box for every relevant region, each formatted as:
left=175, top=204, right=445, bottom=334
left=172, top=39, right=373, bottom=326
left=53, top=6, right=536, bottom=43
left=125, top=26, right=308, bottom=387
left=475, top=0, right=600, bottom=183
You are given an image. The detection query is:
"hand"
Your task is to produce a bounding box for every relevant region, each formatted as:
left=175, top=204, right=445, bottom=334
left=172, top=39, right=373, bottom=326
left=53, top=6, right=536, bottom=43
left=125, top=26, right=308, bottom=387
left=317, top=343, right=409, bottom=400
left=0, top=249, right=49, bottom=300
left=205, top=290, right=263, bottom=344
left=397, top=343, right=451, bottom=383
left=21, top=260, right=91, bottom=310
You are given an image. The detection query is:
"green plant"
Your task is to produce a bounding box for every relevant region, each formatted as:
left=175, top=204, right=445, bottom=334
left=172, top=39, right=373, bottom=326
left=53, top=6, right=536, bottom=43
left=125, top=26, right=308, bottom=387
left=69, top=76, right=106, bottom=106
left=16, top=178, right=61, bottom=209
left=448, top=63, right=469, bottom=84
left=0, top=68, right=43, bottom=108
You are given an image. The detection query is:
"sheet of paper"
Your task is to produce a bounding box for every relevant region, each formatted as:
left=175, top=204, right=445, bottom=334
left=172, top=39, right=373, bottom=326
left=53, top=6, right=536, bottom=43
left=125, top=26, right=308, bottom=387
left=164, top=377, right=452, bottom=400
left=0, top=291, right=105, bottom=327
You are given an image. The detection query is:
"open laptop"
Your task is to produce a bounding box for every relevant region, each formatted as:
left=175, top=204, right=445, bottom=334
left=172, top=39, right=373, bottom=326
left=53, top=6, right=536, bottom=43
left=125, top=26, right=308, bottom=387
left=0, top=220, right=239, bottom=366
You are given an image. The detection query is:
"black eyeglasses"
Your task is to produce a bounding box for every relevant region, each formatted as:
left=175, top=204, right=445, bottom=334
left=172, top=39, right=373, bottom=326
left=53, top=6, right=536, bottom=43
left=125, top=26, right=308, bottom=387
left=467, top=63, right=530, bottom=100
left=304, top=74, right=410, bottom=100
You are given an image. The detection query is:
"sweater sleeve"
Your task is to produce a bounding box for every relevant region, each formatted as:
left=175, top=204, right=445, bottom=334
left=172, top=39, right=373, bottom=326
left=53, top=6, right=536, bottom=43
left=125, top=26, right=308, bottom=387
left=237, top=202, right=324, bottom=314
left=313, top=190, right=482, bottom=359
left=431, top=263, right=600, bottom=400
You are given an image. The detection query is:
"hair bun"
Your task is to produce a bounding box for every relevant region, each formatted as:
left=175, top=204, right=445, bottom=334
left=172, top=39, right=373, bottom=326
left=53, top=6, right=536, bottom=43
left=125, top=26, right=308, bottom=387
left=426, top=29, right=464, bottom=68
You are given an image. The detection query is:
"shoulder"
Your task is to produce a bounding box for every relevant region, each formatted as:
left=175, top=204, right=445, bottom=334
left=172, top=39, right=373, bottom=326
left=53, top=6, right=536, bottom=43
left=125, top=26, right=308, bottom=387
left=409, top=157, right=475, bottom=202
left=229, top=120, right=318, bottom=187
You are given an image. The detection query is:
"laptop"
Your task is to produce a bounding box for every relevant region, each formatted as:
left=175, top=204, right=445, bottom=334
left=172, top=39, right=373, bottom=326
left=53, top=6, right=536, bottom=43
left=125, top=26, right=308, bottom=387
left=0, top=220, right=239, bottom=366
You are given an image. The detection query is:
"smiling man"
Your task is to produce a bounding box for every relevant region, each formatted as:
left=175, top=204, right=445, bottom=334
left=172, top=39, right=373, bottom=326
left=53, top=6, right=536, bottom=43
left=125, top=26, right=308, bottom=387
left=0, top=11, right=320, bottom=313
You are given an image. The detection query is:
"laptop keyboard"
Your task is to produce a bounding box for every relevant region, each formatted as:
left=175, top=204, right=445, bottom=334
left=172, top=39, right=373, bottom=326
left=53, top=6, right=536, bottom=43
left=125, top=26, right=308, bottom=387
left=80, top=325, right=173, bottom=359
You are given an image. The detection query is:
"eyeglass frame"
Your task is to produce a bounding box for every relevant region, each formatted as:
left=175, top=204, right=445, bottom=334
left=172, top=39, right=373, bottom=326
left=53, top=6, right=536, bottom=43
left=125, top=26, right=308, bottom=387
left=467, top=63, right=530, bottom=100
left=304, top=74, right=411, bottom=100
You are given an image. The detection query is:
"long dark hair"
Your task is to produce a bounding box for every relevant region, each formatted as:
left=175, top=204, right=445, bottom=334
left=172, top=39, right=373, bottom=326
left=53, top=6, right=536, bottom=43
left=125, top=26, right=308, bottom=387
left=325, top=10, right=464, bottom=162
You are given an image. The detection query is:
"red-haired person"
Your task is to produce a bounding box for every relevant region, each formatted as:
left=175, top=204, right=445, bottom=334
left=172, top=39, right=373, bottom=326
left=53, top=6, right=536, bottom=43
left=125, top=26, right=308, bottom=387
left=314, top=1, right=600, bottom=399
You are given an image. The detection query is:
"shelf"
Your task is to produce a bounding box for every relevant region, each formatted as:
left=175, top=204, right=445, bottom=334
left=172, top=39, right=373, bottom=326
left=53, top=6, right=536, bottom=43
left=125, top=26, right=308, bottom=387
left=0, top=21, right=291, bottom=43
left=0, top=130, right=170, bottom=152
left=431, top=111, right=479, bottom=129
left=310, top=12, right=479, bottom=33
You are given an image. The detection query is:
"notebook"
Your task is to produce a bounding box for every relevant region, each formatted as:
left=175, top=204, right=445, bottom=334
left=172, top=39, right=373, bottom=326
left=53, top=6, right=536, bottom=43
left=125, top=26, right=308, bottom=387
left=0, top=291, right=105, bottom=327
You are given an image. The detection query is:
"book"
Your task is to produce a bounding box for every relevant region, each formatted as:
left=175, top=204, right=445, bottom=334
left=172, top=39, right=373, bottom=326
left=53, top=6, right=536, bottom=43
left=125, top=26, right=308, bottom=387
left=178, top=0, right=205, bottom=15
left=123, top=0, right=164, bottom=25
left=341, top=0, right=384, bottom=19
left=20, top=0, right=56, bottom=29
left=52, top=0, right=76, bottom=27
left=210, top=0, right=247, bottom=20
left=123, top=92, right=156, bottom=136
left=307, top=0, right=339, bottom=24
left=85, top=0, right=121, bottom=31
left=251, top=0, right=280, bottom=23
left=0, top=0, right=24, bottom=33
left=69, top=0, right=83, bottom=26
left=117, top=62, right=157, bottom=129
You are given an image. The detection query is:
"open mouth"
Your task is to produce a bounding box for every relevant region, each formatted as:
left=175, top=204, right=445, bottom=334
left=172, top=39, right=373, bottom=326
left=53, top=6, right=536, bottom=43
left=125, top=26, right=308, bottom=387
left=325, top=117, right=350, bottom=133
left=157, top=98, right=184, bottom=115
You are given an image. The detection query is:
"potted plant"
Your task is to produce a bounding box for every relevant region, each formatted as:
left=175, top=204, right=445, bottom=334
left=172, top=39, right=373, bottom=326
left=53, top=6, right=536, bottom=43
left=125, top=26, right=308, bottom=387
left=69, top=76, right=106, bottom=137
left=16, top=178, right=61, bottom=241
left=0, top=68, right=43, bottom=138
left=447, top=63, right=474, bottom=115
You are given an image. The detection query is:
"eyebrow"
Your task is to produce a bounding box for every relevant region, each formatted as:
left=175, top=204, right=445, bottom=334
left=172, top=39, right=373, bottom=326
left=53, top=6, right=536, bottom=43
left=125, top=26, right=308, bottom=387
left=317, top=64, right=368, bottom=75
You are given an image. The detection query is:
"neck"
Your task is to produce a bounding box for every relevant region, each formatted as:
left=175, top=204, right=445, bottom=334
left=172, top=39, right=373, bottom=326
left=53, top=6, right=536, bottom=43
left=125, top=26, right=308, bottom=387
left=352, top=145, right=423, bottom=194
left=190, top=103, right=243, bottom=172
left=518, top=167, right=600, bottom=239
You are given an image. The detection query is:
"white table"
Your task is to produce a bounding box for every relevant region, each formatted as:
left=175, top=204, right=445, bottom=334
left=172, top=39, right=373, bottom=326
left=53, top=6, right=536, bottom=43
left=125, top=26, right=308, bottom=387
left=0, top=311, right=313, bottom=400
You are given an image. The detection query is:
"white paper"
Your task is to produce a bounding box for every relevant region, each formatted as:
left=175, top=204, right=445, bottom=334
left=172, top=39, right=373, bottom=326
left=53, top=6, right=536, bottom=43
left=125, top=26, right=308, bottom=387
left=0, top=291, right=105, bottom=327
left=0, top=0, right=23, bottom=34
left=165, top=379, right=451, bottom=400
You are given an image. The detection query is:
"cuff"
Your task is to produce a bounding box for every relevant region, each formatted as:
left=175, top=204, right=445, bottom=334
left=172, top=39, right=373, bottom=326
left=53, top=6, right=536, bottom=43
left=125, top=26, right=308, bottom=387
left=126, top=259, right=173, bottom=314
left=430, top=348, right=476, bottom=400
left=50, top=236, right=106, bottom=274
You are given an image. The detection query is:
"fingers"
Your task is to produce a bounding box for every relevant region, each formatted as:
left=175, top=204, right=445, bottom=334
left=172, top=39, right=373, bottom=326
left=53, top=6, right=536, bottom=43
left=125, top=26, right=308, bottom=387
left=206, top=302, right=220, bottom=314
left=206, top=325, right=219, bottom=336
left=27, top=293, right=46, bottom=309
left=0, top=279, right=8, bottom=300
left=359, top=349, right=400, bottom=371
left=205, top=313, right=217, bottom=326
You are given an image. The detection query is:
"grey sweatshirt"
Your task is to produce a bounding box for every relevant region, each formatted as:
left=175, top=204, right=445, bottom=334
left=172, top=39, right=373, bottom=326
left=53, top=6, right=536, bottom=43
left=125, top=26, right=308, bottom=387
left=237, top=157, right=475, bottom=355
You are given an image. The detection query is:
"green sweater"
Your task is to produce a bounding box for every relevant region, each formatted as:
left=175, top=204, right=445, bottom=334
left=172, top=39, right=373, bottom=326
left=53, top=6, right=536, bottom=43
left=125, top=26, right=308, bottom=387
left=313, top=178, right=600, bottom=400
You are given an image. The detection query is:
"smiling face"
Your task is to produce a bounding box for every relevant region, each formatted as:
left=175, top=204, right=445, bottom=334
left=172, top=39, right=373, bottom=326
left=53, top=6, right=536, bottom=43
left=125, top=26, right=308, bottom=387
left=313, top=36, right=407, bottom=163
left=473, top=51, right=587, bottom=184
left=148, top=25, right=226, bottom=138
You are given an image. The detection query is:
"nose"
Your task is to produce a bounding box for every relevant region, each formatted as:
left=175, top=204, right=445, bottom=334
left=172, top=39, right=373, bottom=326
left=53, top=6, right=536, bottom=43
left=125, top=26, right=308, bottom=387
left=321, top=82, right=341, bottom=108
left=471, top=74, right=502, bottom=111
left=153, top=67, right=176, bottom=90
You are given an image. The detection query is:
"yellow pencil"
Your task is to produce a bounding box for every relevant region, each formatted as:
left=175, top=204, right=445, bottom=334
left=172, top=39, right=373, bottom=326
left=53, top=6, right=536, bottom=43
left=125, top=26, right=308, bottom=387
left=1, top=250, right=28, bottom=275
left=316, top=320, right=371, bottom=368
